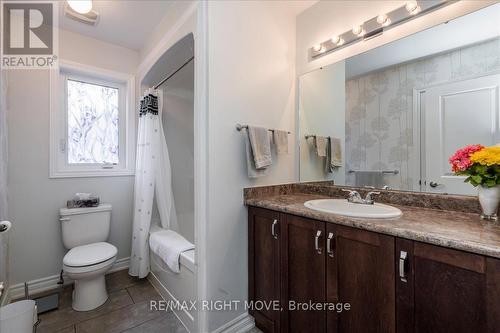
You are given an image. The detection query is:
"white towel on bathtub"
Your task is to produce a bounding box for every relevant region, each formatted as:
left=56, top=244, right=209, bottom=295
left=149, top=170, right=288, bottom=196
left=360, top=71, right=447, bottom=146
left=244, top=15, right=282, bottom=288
left=149, top=230, right=194, bottom=273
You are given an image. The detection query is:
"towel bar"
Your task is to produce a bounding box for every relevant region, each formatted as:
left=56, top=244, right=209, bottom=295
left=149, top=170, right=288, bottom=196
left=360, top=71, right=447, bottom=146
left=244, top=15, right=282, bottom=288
left=348, top=170, right=399, bottom=175
left=305, top=134, right=331, bottom=139
left=236, top=123, right=291, bottom=134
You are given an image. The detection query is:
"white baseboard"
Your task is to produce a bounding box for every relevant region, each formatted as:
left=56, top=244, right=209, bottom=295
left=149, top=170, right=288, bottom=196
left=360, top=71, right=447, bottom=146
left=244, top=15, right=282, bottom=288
left=148, top=271, right=194, bottom=333
left=109, top=257, right=130, bottom=273
left=212, top=313, right=255, bottom=333
left=8, top=257, right=130, bottom=301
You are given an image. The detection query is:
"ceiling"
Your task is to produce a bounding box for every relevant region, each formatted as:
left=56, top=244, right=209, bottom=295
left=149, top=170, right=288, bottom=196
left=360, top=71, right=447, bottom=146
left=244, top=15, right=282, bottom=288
left=59, top=0, right=174, bottom=51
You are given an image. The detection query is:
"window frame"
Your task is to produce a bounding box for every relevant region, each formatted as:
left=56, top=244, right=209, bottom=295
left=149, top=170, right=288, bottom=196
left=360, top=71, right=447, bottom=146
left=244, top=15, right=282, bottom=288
left=50, top=60, right=136, bottom=178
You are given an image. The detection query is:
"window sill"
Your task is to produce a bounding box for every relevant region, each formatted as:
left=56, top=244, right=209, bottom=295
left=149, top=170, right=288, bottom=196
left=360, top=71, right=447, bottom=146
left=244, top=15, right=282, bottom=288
left=49, top=169, right=135, bottom=179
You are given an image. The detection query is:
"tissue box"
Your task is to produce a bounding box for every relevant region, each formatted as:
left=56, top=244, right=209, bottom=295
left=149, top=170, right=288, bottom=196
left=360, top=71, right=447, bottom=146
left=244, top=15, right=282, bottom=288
left=67, top=193, right=100, bottom=208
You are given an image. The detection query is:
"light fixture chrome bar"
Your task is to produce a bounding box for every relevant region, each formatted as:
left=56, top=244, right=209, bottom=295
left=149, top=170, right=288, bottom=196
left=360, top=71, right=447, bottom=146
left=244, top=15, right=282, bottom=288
left=310, top=0, right=454, bottom=59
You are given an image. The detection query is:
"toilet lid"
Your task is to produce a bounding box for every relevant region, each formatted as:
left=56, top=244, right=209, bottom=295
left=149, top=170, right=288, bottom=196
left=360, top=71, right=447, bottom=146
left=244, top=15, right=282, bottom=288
left=63, top=242, right=117, bottom=267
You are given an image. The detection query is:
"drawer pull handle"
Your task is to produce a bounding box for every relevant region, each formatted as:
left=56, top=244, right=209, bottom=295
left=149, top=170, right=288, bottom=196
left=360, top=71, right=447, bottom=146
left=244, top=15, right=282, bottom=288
left=315, top=230, right=322, bottom=254
left=399, top=250, right=408, bottom=282
left=271, top=219, right=278, bottom=239
left=327, top=232, right=335, bottom=258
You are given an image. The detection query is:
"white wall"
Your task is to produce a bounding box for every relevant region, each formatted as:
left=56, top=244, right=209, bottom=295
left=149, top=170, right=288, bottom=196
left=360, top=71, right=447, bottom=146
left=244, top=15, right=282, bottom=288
left=299, top=61, right=345, bottom=183
left=0, top=69, right=9, bottom=304
left=205, top=1, right=309, bottom=330
left=7, top=29, right=139, bottom=285
left=296, top=0, right=496, bottom=75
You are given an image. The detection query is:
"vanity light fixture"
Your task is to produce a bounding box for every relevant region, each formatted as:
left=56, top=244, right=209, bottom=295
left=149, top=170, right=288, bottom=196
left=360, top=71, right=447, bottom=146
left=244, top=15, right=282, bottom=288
left=309, top=0, right=451, bottom=60
left=331, top=35, right=345, bottom=46
left=405, top=1, right=420, bottom=14
left=352, top=25, right=365, bottom=36
left=313, top=44, right=325, bottom=53
left=376, top=14, right=391, bottom=27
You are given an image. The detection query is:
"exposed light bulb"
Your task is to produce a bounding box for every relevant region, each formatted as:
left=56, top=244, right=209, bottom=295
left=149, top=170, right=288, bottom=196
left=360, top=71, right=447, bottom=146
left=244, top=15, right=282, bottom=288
left=405, top=1, right=419, bottom=14
left=332, top=36, right=344, bottom=46
left=352, top=25, right=365, bottom=36
left=67, top=0, right=93, bottom=14
left=312, top=44, right=322, bottom=52
left=377, top=14, right=391, bottom=26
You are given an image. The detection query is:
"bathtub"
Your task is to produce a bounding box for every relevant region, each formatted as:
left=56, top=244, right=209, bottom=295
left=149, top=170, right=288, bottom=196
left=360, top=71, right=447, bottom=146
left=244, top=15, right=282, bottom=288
left=148, top=225, right=196, bottom=332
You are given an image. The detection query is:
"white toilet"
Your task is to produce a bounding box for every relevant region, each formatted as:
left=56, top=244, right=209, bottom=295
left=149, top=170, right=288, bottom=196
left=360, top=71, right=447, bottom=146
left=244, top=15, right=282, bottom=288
left=60, top=204, right=117, bottom=311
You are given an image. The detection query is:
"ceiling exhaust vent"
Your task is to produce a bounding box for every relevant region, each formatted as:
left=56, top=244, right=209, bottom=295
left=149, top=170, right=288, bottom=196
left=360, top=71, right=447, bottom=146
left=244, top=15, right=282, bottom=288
left=64, top=3, right=99, bottom=26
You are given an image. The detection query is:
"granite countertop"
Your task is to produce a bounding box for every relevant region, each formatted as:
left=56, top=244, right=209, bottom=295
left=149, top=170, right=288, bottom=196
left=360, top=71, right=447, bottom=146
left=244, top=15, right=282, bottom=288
left=245, top=192, right=500, bottom=259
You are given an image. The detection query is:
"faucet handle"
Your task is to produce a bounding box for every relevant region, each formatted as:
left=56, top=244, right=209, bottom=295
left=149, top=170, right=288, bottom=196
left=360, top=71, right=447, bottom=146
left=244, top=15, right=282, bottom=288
left=341, top=189, right=362, bottom=202
left=365, top=191, right=381, bottom=202
left=341, top=189, right=359, bottom=196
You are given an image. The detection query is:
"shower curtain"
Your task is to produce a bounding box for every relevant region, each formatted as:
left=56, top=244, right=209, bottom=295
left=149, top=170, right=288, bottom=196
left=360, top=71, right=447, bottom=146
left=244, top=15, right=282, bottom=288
left=129, top=89, right=177, bottom=278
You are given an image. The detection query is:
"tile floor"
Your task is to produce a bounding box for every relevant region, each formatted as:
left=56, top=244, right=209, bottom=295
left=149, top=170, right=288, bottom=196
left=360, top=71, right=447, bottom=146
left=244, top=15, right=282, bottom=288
left=32, top=270, right=188, bottom=333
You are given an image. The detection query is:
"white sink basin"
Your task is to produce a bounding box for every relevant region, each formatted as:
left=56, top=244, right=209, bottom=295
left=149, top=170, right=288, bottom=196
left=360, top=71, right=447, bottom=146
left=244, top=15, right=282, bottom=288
left=304, top=199, right=402, bottom=219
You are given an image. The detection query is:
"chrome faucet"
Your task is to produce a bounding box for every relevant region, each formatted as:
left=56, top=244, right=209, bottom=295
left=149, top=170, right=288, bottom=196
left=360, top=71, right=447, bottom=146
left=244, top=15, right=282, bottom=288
left=341, top=189, right=363, bottom=203
left=364, top=191, right=381, bottom=204
left=342, top=189, right=380, bottom=205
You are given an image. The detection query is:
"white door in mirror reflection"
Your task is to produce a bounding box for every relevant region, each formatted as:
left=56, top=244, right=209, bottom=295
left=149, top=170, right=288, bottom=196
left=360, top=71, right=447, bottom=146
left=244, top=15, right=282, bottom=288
left=422, top=74, right=500, bottom=195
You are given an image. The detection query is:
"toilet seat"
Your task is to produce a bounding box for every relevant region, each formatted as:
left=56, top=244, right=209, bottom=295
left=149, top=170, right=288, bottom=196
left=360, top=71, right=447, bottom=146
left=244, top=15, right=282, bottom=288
left=63, top=242, right=117, bottom=268
left=63, top=256, right=116, bottom=275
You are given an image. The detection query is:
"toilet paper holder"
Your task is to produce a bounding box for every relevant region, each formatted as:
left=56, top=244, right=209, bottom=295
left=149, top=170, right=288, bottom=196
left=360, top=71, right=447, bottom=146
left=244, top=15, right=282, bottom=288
left=0, top=221, right=11, bottom=233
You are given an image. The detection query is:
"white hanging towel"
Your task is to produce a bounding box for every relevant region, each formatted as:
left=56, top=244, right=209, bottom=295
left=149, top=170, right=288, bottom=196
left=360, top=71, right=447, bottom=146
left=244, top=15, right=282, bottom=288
left=248, top=126, right=272, bottom=169
left=149, top=230, right=194, bottom=273
left=273, top=130, right=289, bottom=154
left=243, top=128, right=268, bottom=178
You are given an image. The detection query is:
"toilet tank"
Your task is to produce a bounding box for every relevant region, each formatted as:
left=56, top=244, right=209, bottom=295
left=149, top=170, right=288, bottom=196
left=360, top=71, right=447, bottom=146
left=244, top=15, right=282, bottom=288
left=60, top=204, right=112, bottom=249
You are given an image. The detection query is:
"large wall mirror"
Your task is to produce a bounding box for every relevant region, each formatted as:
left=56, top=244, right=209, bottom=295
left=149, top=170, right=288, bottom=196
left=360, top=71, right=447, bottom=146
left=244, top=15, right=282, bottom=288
left=299, top=4, right=500, bottom=195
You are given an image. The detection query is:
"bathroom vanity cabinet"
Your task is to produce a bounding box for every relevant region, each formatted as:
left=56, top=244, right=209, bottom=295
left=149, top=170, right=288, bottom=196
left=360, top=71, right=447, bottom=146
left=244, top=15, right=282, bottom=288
left=248, top=206, right=500, bottom=333
left=395, top=238, right=500, bottom=333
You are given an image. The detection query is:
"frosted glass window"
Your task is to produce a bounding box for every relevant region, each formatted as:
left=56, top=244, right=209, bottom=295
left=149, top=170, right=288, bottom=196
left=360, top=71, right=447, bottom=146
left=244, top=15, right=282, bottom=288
left=67, top=79, right=119, bottom=164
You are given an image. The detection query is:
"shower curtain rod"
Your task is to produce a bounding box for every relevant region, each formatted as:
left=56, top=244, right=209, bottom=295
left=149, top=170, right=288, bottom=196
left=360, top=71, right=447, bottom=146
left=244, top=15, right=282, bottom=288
left=153, top=56, right=195, bottom=89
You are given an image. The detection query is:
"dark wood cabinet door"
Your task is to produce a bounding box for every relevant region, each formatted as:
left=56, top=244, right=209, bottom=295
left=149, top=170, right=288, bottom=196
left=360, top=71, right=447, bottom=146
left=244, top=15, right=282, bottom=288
left=327, top=224, right=395, bottom=333
left=281, top=214, right=326, bottom=333
left=248, top=207, right=282, bottom=333
left=396, top=240, right=500, bottom=333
